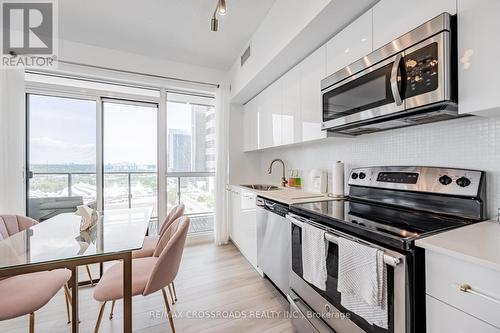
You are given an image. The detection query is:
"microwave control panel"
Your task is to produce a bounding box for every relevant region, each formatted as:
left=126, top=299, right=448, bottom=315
left=404, top=42, right=439, bottom=98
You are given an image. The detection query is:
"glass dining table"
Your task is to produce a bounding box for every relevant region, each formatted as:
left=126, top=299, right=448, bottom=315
left=0, top=207, right=152, bottom=333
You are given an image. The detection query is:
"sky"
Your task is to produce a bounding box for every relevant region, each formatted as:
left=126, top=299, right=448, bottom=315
left=29, top=95, right=194, bottom=166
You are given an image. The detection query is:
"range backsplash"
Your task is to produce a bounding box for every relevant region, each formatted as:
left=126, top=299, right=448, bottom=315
left=259, top=116, right=500, bottom=219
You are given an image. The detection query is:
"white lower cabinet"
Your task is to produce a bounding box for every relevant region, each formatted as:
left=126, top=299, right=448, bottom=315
left=426, top=295, right=500, bottom=333
left=228, top=186, right=258, bottom=270
left=424, top=250, right=500, bottom=331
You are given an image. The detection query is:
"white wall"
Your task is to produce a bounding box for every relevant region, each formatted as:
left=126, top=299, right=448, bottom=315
left=255, top=116, right=500, bottom=219
left=0, top=69, right=26, bottom=214
left=59, top=39, right=227, bottom=85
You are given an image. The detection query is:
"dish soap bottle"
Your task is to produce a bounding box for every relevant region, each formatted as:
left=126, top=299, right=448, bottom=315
left=288, top=170, right=296, bottom=188
left=294, top=170, right=302, bottom=189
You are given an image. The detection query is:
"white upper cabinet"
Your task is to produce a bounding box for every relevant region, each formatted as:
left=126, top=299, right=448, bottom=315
left=281, top=66, right=301, bottom=145
left=243, top=97, right=259, bottom=151
left=326, top=9, right=373, bottom=76
left=457, top=0, right=500, bottom=116
left=258, top=80, right=282, bottom=149
left=300, top=46, right=327, bottom=142
left=372, top=0, right=456, bottom=50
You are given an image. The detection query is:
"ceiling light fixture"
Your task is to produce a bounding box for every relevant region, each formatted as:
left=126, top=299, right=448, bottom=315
left=210, top=0, right=227, bottom=32
left=218, top=0, right=227, bottom=15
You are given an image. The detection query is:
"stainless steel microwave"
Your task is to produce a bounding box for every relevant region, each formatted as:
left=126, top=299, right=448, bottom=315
left=321, top=13, right=458, bottom=135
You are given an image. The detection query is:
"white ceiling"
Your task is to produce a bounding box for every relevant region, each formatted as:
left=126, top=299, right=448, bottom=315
left=59, top=0, right=276, bottom=70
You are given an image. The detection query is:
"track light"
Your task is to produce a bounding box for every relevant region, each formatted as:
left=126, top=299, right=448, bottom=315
left=218, top=0, right=227, bottom=15
left=210, top=0, right=227, bottom=32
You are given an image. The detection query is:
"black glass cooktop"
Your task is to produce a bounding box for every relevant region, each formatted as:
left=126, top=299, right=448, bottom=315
left=290, top=198, right=474, bottom=251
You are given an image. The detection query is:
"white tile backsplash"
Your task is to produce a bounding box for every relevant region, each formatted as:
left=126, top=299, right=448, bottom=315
left=258, top=116, right=500, bottom=219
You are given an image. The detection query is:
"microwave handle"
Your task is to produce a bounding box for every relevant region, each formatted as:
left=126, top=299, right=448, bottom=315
left=390, top=53, right=403, bottom=106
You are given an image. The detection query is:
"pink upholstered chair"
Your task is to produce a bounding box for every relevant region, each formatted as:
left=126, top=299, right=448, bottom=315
left=131, top=204, right=185, bottom=305
left=93, top=216, right=190, bottom=333
left=132, top=204, right=185, bottom=259
left=0, top=269, right=71, bottom=332
left=0, top=214, right=38, bottom=239
left=0, top=215, right=72, bottom=332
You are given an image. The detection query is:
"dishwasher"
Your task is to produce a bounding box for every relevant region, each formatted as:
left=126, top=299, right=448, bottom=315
left=256, top=196, right=291, bottom=295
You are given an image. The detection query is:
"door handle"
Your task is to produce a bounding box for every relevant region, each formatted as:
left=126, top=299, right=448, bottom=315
left=27, top=170, right=33, bottom=179
left=390, top=53, right=403, bottom=106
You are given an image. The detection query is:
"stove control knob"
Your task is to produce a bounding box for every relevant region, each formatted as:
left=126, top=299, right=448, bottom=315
left=438, top=175, right=452, bottom=185
left=456, top=177, right=471, bottom=187
left=359, top=172, right=366, bottom=179
left=351, top=172, right=359, bottom=179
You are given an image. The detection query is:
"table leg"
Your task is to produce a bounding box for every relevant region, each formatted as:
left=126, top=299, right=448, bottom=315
left=123, top=252, right=132, bottom=333
left=70, top=266, right=79, bottom=333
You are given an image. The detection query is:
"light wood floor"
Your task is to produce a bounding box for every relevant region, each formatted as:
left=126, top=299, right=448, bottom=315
left=0, top=242, right=293, bottom=333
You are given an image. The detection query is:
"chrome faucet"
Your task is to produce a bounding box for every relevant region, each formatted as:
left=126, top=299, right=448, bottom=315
left=268, top=158, right=288, bottom=187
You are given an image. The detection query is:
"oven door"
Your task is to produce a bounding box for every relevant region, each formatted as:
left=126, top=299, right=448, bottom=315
left=321, top=54, right=405, bottom=131
left=287, top=214, right=408, bottom=333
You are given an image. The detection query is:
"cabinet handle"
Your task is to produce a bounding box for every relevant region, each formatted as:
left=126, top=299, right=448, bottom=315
left=458, top=283, right=500, bottom=305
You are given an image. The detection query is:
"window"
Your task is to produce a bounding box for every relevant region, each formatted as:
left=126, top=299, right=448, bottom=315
left=166, top=93, right=216, bottom=233
left=25, top=74, right=217, bottom=235
left=27, top=94, right=97, bottom=221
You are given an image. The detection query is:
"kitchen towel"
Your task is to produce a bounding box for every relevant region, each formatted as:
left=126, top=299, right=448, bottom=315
left=331, top=161, right=345, bottom=197
left=337, top=237, right=388, bottom=329
left=301, top=222, right=329, bottom=291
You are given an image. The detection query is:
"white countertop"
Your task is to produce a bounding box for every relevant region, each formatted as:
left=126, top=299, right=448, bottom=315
left=229, top=184, right=337, bottom=205
left=416, top=221, right=500, bottom=272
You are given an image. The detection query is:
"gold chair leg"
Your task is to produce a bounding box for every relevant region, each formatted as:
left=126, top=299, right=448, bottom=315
left=109, top=300, right=116, bottom=320
left=63, top=285, right=71, bottom=324
left=94, top=301, right=107, bottom=333
left=161, top=289, right=176, bottom=333
left=167, top=284, right=175, bottom=305
left=29, top=312, right=35, bottom=333
left=85, top=265, right=94, bottom=287
left=171, top=281, right=178, bottom=302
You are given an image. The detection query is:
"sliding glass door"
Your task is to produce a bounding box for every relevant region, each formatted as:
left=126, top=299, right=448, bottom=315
left=102, top=100, right=158, bottom=217
left=25, top=83, right=216, bottom=236
left=26, top=94, right=97, bottom=221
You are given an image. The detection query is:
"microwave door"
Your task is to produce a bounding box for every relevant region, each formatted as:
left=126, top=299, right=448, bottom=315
left=322, top=55, right=405, bottom=131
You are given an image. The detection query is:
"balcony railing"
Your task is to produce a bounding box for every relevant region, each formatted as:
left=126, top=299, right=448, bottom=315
left=28, top=171, right=215, bottom=234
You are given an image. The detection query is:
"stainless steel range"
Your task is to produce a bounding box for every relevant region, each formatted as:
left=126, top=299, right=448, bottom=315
left=286, top=166, right=486, bottom=333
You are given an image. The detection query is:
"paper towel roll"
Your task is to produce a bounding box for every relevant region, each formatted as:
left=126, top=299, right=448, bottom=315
left=331, top=161, right=345, bottom=197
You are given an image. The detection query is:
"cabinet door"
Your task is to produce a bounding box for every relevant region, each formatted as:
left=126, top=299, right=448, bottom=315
left=281, top=66, right=301, bottom=145
left=300, top=46, right=327, bottom=142
left=426, top=295, right=500, bottom=333
left=326, top=9, right=373, bottom=76
left=230, top=188, right=242, bottom=247
left=372, top=0, right=456, bottom=50
left=243, top=97, right=258, bottom=151
left=258, top=81, right=282, bottom=149
left=458, top=0, right=500, bottom=116
left=240, top=190, right=257, bottom=268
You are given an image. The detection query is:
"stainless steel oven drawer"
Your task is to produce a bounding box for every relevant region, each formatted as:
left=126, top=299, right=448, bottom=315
left=287, top=293, right=335, bottom=333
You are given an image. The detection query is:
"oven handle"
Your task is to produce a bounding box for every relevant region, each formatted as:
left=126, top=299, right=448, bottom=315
left=390, top=53, right=404, bottom=106
left=286, top=214, right=401, bottom=267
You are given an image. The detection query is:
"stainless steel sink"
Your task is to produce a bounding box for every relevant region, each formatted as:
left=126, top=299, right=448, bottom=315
left=241, top=184, right=281, bottom=191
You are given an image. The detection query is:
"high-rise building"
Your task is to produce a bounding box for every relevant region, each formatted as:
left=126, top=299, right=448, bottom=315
left=167, top=129, right=191, bottom=172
